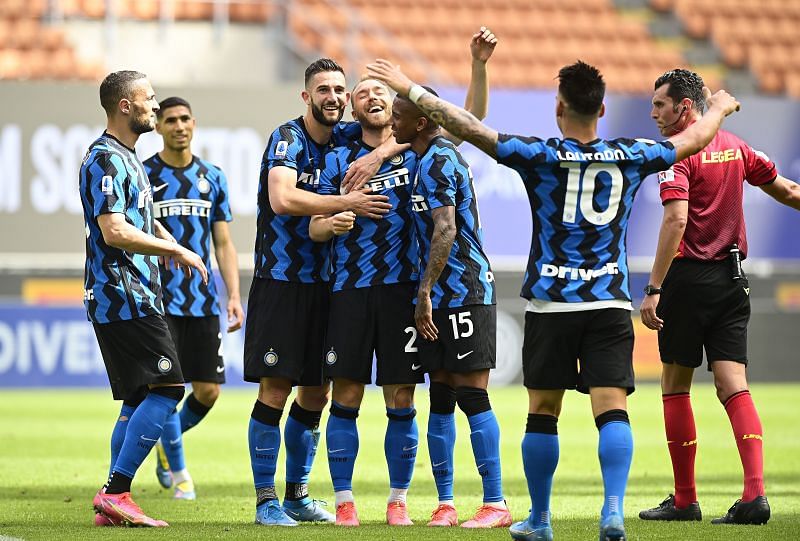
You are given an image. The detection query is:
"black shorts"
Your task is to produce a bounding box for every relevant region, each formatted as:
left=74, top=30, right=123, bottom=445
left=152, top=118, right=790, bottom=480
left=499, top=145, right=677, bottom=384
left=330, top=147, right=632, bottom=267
left=166, top=315, right=225, bottom=384
left=324, top=282, right=424, bottom=386
left=522, top=308, right=634, bottom=394
left=418, top=304, right=496, bottom=374
left=93, top=314, right=183, bottom=401
left=243, top=277, right=329, bottom=386
left=658, top=259, right=750, bottom=369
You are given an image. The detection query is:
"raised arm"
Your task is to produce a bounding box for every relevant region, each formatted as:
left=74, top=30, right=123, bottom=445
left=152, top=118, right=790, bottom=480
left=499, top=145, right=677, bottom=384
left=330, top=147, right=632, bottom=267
left=416, top=206, right=456, bottom=341
left=759, top=174, right=800, bottom=211
left=668, top=87, right=740, bottom=162
left=367, top=59, right=499, bottom=158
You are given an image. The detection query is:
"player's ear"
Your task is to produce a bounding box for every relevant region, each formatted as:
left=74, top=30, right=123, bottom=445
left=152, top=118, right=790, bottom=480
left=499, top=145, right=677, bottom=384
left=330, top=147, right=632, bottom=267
left=417, top=116, right=427, bottom=133
left=119, top=98, right=131, bottom=116
left=301, top=89, right=311, bottom=105
left=555, top=97, right=565, bottom=119
left=598, top=102, right=606, bottom=118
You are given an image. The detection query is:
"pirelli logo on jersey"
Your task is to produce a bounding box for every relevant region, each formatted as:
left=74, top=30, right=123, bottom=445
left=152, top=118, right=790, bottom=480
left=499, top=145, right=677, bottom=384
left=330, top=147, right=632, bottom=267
left=541, top=262, right=620, bottom=281
left=701, top=148, right=743, bottom=164
left=153, top=198, right=211, bottom=218
left=411, top=194, right=429, bottom=212
left=366, top=168, right=410, bottom=193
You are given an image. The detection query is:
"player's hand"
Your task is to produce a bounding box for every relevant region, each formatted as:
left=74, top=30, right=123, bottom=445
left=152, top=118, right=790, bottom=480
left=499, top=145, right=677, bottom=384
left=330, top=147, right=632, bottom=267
left=639, top=294, right=663, bottom=331
left=470, top=26, right=497, bottom=63
left=173, top=247, right=209, bottom=284
left=331, top=211, right=356, bottom=235
left=343, top=187, right=392, bottom=219
left=341, top=150, right=382, bottom=193
left=704, top=87, right=740, bottom=116
left=415, top=293, right=438, bottom=341
left=227, top=297, right=244, bottom=332
left=366, top=59, right=413, bottom=96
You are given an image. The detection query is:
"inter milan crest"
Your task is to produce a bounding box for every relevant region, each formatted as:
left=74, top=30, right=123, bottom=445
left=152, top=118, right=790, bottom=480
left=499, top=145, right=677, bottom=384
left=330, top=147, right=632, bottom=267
left=389, top=154, right=404, bottom=165
left=157, top=356, right=173, bottom=373
left=197, top=173, right=211, bottom=194
left=263, top=349, right=279, bottom=366
left=325, top=348, right=337, bottom=366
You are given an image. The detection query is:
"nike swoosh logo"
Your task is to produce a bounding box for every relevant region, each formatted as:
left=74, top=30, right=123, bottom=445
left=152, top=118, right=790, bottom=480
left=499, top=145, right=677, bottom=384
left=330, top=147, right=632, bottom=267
left=216, top=365, right=225, bottom=373
left=328, top=448, right=346, bottom=454
left=169, top=438, right=181, bottom=445
left=255, top=447, right=274, bottom=451
left=152, top=183, right=168, bottom=193
left=140, top=435, right=158, bottom=442
left=432, top=460, right=447, bottom=467
left=402, top=444, right=418, bottom=451
left=456, top=351, right=474, bottom=360
left=411, top=364, right=422, bottom=371
left=477, top=463, right=485, bottom=469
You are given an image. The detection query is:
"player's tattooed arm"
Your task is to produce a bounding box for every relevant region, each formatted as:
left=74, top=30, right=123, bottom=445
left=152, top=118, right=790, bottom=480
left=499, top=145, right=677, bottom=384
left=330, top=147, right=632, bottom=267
left=416, top=206, right=456, bottom=341
left=366, top=59, right=499, bottom=158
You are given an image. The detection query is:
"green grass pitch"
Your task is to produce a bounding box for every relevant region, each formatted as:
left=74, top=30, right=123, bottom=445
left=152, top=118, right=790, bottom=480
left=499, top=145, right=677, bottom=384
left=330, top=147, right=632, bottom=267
left=1, top=384, right=798, bottom=540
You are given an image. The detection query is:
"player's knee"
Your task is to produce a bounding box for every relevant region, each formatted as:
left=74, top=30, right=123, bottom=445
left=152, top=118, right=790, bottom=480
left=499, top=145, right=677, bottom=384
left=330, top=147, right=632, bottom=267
left=258, top=378, right=292, bottom=409
left=385, top=385, right=415, bottom=409
left=297, top=385, right=330, bottom=411
left=194, top=384, right=220, bottom=406
left=333, top=379, right=364, bottom=408
left=149, top=385, right=185, bottom=403
left=455, top=386, right=491, bottom=417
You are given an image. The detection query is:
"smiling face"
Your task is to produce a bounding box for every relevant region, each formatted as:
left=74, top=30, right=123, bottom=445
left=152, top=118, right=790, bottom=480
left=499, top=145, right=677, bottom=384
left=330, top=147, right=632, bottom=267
left=351, top=78, right=392, bottom=130
left=303, top=70, right=348, bottom=127
left=390, top=96, right=424, bottom=145
left=156, top=105, right=194, bottom=152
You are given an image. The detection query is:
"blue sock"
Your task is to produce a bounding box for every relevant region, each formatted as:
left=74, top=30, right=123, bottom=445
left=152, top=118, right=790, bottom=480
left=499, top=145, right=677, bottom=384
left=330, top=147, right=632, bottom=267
left=385, top=407, right=418, bottom=489
left=249, top=401, right=282, bottom=492
left=179, top=392, right=211, bottom=433
left=597, top=412, right=633, bottom=520
left=113, top=392, right=179, bottom=478
left=284, top=402, right=322, bottom=486
left=522, top=414, right=560, bottom=527
left=108, top=404, right=136, bottom=478
left=326, top=402, right=359, bottom=492
left=467, top=410, right=503, bottom=502
left=161, top=410, right=185, bottom=471
left=427, top=412, right=456, bottom=501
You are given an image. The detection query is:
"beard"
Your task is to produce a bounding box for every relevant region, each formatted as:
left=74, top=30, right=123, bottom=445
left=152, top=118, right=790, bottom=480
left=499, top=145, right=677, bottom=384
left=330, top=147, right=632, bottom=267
left=130, top=115, right=155, bottom=135
left=357, top=110, right=391, bottom=130
left=311, top=100, right=344, bottom=126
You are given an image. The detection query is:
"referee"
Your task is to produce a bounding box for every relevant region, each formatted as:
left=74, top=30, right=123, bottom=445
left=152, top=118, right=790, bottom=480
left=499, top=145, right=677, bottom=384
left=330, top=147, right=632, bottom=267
left=640, top=69, right=800, bottom=525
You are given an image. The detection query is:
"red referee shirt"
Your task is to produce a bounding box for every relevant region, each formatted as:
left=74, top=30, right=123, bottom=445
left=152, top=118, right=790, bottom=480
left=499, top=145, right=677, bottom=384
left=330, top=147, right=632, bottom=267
left=658, top=127, right=777, bottom=261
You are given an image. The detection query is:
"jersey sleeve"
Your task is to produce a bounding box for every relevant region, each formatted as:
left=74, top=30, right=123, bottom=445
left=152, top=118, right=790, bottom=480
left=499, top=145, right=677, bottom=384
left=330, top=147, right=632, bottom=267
left=212, top=168, right=233, bottom=222
left=658, top=159, right=690, bottom=204
left=88, top=151, right=128, bottom=217
left=265, top=125, right=304, bottom=170
left=742, top=145, right=778, bottom=186
left=495, top=133, right=552, bottom=177
left=631, top=139, right=677, bottom=177
left=332, top=121, right=362, bottom=146
left=317, top=148, right=343, bottom=196
left=422, top=151, right=457, bottom=209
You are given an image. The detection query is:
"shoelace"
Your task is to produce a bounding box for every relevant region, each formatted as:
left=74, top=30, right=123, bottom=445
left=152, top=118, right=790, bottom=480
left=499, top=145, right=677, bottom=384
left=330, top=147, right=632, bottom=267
left=431, top=504, right=452, bottom=518
left=472, top=505, right=499, bottom=520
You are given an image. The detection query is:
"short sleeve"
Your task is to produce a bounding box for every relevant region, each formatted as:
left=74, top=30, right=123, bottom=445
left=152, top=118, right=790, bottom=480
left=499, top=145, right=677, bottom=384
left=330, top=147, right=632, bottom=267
left=633, top=139, right=677, bottom=177
left=496, top=133, right=551, bottom=176
left=317, top=149, right=343, bottom=196
left=422, top=151, right=457, bottom=209
left=658, top=161, right=690, bottom=204
left=743, top=145, right=777, bottom=186
left=212, top=168, right=233, bottom=222
left=266, top=125, right=304, bottom=170
left=88, top=152, right=128, bottom=217
left=332, top=121, right=362, bottom=146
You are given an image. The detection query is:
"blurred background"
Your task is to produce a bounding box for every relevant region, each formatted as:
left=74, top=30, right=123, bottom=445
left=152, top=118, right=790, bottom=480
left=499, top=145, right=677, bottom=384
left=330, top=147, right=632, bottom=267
left=1, top=0, right=799, bottom=389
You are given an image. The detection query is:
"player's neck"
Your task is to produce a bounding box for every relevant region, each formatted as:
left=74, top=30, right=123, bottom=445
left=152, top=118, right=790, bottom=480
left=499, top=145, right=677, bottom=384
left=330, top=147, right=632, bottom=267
left=560, top=122, right=598, bottom=144
left=158, top=148, right=193, bottom=168
left=105, top=121, right=139, bottom=150
left=303, top=113, right=334, bottom=146
left=411, top=130, right=438, bottom=155
left=361, top=125, right=391, bottom=149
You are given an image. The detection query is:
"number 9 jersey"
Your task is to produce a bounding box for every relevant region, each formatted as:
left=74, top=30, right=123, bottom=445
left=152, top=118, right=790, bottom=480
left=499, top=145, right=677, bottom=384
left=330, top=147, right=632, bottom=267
left=496, top=134, right=676, bottom=304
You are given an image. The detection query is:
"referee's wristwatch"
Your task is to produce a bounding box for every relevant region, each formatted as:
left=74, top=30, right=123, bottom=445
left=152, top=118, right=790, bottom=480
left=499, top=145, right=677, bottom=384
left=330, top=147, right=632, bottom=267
left=643, top=284, right=663, bottom=296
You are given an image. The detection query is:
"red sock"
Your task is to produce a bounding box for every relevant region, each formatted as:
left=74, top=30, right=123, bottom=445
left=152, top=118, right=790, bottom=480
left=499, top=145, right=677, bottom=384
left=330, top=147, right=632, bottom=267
left=724, top=390, right=765, bottom=501
left=663, top=393, right=697, bottom=508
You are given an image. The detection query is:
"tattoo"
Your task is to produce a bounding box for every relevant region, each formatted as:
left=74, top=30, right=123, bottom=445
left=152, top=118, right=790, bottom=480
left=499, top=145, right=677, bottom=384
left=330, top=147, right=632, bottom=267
left=419, top=207, right=456, bottom=295
left=416, top=94, right=498, bottom=157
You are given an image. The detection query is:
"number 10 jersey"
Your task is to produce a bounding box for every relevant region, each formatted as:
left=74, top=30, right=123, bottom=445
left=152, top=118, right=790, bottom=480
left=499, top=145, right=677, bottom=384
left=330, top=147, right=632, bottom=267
left=496, top=133, right=676, bottom=304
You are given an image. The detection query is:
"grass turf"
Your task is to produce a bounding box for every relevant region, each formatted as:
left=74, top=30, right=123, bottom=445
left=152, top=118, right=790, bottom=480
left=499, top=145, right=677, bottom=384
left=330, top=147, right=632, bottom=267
left=0, top=384, right=798, bottom=540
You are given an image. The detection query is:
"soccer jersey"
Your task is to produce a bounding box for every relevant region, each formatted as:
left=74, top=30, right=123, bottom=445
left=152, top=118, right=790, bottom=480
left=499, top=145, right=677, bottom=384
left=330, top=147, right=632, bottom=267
left=658, top=128, right=777, bottom=261
left=413, top=135, right=495, bottom=309
left=144, top=153, right=232, bottom=316
left=79, top=131, right=163, bottom=324
left=254, top=117, right=360, bottom=283
left=496, top=133, right=676, bottom=305
left=318, top=141, right=418, bottom=291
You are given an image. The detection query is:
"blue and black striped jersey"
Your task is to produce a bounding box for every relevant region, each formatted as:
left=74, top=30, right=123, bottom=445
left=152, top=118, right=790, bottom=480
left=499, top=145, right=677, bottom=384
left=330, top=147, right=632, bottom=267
left=318, top=141, right=418, bottom=291
left=413, top=136, right=495, bottom=309
left=144, top=154, right=232, bottom=317
left=254, top=117, right=360, bottom=283
left=79, top=132, right=163, bottom=324
left=496, top=134, right=676, bottom=304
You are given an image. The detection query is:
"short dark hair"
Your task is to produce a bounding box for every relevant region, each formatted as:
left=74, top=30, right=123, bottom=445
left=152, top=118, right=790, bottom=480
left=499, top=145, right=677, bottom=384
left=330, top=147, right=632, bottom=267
left=99, top=70, right=147, bottom=114
left=557, top=61, right=605, bottom=117
left=654, top=69, right=706, bottom=112
left=304, top=58, right=345, bottom=87
left=156, top=96, right=192, bottom=118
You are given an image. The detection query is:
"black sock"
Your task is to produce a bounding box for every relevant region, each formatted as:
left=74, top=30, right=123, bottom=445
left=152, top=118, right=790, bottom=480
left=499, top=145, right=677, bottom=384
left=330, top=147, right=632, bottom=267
left=284, top=482, right=309, bottom=502
left=105, top=471, right=133, bottom=495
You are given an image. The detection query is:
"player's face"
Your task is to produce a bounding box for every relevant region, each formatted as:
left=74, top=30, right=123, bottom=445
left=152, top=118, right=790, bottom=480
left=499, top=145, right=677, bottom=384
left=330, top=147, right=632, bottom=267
left=351, top=79, right=391, bottom=129
left=304, top=71, right=348, bottom=127
left=390, top=97, right=420, bottom=145
left=125, top=79, right=159, bottom=135
left=651, top=84, right=682, bottom=136
left=156, top=105, right=195, bottom=151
